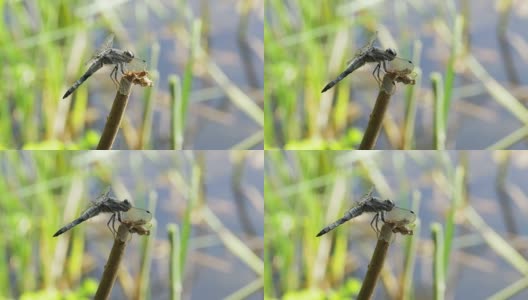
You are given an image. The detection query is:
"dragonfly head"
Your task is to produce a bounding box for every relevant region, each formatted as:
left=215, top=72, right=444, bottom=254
left=124, top=50, right=135, bottom=58
left=385, top=48, right=397, bottom=58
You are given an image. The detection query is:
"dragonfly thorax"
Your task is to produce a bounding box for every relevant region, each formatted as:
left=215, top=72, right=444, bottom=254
left=124, top=50, right=134, bottom=58
left=121, top=199, right=133, bottom=211
left=381, top=199, right=395, bottom=210
left=97, top=198, right=133, bottom=213
left=385, top=48, right=397, bottom=58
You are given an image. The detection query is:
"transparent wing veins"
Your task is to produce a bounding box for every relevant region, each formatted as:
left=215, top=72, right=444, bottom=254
left=384, top=206, right=416, bottom=223
left=122, top=207, right=152, bottom=223
left=345, top=31, right=378, bottom=66
left=85, top=34, right=115, bottom=66
left=354, top=186, right=375, bottom=206
left=386, top=56, right=415, bottom=74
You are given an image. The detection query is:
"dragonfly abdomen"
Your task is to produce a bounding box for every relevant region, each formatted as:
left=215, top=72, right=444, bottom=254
left=321, top=59, right=366, bottom=93
left=52, top=206, right=101, bottom=237
left=53, top=218, right=84, bottom=237
left=62, top=60, right=104, bottom=99
left=315, top=206, right=364, bottom=237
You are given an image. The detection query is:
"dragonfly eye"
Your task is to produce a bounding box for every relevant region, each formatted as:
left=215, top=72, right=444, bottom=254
left=386, top=48, right=397, bottom=57
left=124, top=50, right=134, bottom=58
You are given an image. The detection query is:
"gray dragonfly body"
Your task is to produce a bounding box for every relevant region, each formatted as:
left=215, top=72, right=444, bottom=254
left=62, top=34, right=146, bottom=99
left=53, top=189, right=151, bottom=237
left=316, top=188, right=415, bottom=237
left=321, top=32, right=413, bottom=93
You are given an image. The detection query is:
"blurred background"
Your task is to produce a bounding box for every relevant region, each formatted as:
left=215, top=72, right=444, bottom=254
left=265, top=150, right=528, bottom=299
left=1, top=0, right=263, bottom=149
left=0, top=150, right=263, bottom=299
left=265, top=0, right=528, bottom=149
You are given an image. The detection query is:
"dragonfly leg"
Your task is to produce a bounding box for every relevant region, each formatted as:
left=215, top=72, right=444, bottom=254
left=112, top=212, right=121, bottom=236
left=107, top=213, right=115, bottom=236
left=378, top=61, right=386, bottom=83
left=110, top=65, right=119, bottom=88
left=370, top=213, right=380, bottom=237
left=109, top=65, right=115, bottom=81
left=381, top=60, right=389, bottom=73
left=376, top=213, right=382, bottom=235
left=372, top=63, right=381, bottom=86
left=378, top=211, right=387, bottom=236
left=119, top=62, right=126, bottom=75
left=114, top=65, right=120, bottom=85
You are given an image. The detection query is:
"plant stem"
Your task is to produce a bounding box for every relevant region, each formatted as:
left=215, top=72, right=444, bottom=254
left=359, top=74, right=397, bottom=149
left=97, top=76, right=134, bottom=150
left=97, top=70, right=153, bottom=150
left=357, top=223, right=393, bottom=300
left=94, top=224, right=130, bottom=299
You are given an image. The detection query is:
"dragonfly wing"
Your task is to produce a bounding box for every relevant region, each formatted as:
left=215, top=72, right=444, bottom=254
left=93, top=187, right=112, bottom=205
left=94, top=34, right=115, bottom=57
left=366, top=31, right=378, bottom=47
left=121, top=207, right=152, bottom=223
left=354, top=186, right=375, bottom=207
left=386, top=57, right=414, bottom=74
left=126, top=57, right=147, bottom=72
left=344, top=54, right=366, bottom=69
left=344, top=31, right=378, bottom=66
left=352, top=31, right=377, bottom=58
left=84, top=34, right=115, bottom=65
left=347, top=45, right=370, bottom=65
left=384, top=207, right=416, bottom=225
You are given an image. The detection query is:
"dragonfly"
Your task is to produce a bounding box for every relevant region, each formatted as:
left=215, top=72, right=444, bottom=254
left=321, top=32, right=414, bottom=93
left=62, top=34, right=146, bottom=99
left=316, top=187, right=416, bottom=237
left=53, top=189, right=152, bottom=237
